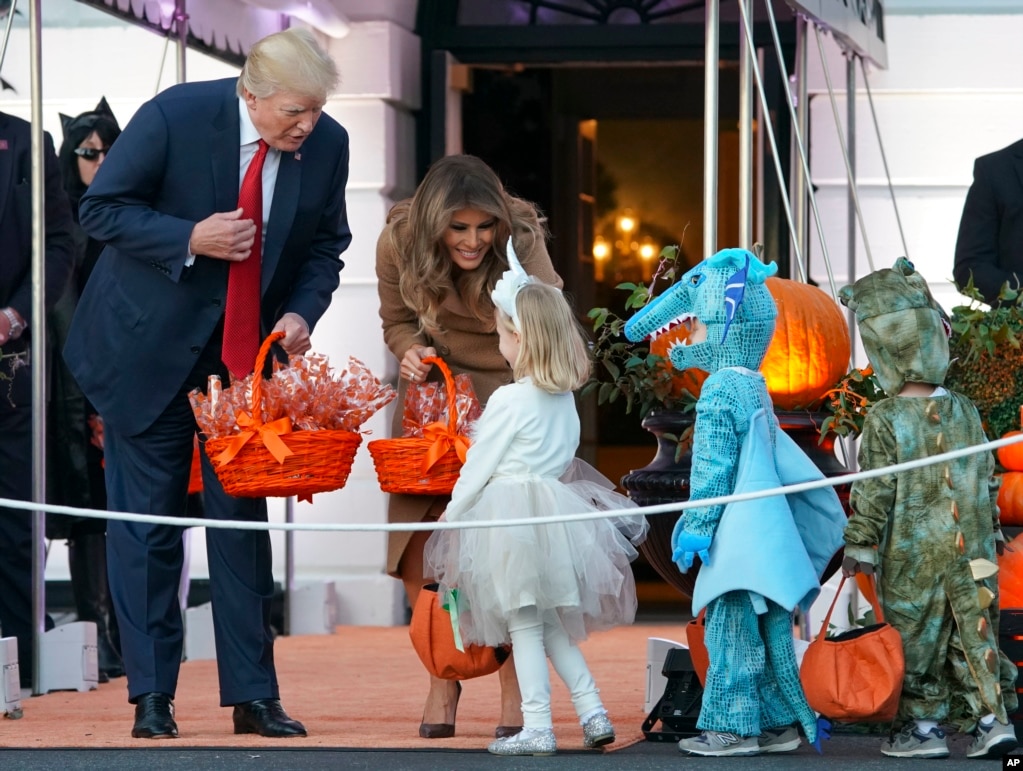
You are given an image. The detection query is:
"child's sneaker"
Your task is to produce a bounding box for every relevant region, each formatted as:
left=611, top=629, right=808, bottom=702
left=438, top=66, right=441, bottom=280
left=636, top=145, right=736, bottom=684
left=966, top=720, right=1018, bottom=759
left=678, top=730, right=759, bottom=756
left=880, top=724, right=949, bottom=758
left=487, top=727, right=556, bottom=756
left=758, top=725, right=801, bottom=753
left=582, top=712, right=615, bottom=749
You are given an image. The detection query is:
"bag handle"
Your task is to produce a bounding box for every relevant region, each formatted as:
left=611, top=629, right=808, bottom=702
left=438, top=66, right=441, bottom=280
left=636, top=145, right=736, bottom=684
left=815, top=573, right=885, bottom=639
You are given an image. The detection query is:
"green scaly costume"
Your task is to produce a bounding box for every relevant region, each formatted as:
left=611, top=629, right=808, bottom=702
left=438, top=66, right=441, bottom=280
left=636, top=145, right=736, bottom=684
left=840, top=258, right=1018, bottom=731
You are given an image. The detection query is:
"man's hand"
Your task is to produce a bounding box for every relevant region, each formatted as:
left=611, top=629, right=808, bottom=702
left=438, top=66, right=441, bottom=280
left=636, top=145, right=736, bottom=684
left=188, top=208, right=257, bottom=261
left=272, top=313, right=310, bottom=356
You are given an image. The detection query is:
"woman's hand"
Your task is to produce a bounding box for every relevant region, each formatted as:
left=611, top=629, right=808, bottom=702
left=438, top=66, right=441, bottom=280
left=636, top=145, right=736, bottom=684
left=401, top=344, right=437, bottom=382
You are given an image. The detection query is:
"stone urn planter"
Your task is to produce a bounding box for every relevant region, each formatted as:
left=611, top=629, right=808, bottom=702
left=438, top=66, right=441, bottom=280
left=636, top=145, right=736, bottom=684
left=620, top=409, right=849, bottom=600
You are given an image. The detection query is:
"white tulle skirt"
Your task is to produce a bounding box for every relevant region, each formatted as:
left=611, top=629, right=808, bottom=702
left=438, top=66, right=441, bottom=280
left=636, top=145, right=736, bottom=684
left=424, top=463, right=649, bottom=647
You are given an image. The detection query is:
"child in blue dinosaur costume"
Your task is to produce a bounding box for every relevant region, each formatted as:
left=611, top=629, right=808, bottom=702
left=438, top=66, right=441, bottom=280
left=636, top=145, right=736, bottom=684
left=624, top=247, right=847, bottom=756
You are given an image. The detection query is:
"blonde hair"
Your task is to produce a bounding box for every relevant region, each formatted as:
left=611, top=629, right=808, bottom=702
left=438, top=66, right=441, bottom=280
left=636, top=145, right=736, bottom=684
left=503, top=283, right=591, bottom=394
left=238, top=28, right=340, bottom=101
left=387, top=154, right=547, bottom=334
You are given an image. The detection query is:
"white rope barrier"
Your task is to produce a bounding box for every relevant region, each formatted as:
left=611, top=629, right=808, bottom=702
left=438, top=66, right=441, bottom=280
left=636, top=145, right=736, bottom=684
left=5, top=431, right=1023, bottom=534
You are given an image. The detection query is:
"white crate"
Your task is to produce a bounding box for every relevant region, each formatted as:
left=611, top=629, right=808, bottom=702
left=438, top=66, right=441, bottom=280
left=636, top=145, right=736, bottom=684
left=39, top=622, right=98, bottom=693
left=1, top=636, right=21, bottom=716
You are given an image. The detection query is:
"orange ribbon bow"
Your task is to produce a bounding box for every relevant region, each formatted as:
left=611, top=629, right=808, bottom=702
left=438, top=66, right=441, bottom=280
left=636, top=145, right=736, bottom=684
left=421, top=420, right=470, bottom=475
left=214, top=411, right=295, bottom=467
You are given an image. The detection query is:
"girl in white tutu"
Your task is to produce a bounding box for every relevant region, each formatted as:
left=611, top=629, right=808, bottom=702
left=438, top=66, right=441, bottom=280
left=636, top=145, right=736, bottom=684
left=424, top=241, right=647, bottom=756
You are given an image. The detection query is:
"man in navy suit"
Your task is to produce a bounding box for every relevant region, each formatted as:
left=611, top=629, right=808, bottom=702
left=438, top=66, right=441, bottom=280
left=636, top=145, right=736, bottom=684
left=953, top=138, right=1023, bottom=306
left=63, top=28, right=351, bottom=739
left=0, top=112, right=75, bottom=687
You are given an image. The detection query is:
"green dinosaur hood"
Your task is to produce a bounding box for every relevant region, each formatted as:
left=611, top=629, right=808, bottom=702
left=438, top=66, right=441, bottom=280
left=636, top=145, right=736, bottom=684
left=838, top=257, right=950, bottom=397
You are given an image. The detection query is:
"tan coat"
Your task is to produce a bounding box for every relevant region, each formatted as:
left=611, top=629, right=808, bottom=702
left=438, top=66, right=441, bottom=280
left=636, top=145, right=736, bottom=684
left=376, top=206, right=562, bottom=575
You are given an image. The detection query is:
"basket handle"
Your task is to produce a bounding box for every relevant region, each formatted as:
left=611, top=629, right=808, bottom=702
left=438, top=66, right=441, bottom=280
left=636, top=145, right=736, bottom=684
left=249, top=331, right=286, bottom=428
left=421, top=355, right=458, bottom=434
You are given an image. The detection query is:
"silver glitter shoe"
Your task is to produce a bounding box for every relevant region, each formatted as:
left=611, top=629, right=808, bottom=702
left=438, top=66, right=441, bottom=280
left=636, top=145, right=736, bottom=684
left=582, top=712, right=616, bottom=749
left=487, top=727, right=557, bottom=756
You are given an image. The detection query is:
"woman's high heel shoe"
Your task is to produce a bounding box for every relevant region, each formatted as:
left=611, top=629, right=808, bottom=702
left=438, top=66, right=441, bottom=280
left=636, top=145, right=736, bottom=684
left=419, top=681, right=461, bottom=739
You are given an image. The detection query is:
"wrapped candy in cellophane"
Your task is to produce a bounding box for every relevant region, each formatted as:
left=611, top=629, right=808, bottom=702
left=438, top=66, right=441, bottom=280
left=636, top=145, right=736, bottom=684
left=188, top=348, right=395, bottom=500
left=401, top=372, right=481, bottom=438
left=368, top=356, right=477, bottom=495
left=190, top=353, right=395, bottom=439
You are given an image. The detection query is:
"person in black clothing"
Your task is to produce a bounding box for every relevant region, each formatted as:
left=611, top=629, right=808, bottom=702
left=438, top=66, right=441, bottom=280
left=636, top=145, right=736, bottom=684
left=49, top=97, right=124, bottom=681
left=953, top=138, right=1023, bottom=306
left=0, top=110, right=75, bottom=687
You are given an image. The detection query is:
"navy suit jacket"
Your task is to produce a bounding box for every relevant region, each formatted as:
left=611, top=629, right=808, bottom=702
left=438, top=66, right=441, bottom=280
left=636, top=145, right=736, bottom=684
left=64, top=78, right=351, bottom=435
left=953, top=138, right=1023, bottom=305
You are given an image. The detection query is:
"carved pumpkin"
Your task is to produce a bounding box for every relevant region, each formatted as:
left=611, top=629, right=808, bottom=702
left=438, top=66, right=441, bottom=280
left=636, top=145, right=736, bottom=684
left=651, top=278, right=851, bottom=411
left=998, top=472, right=1023, bottom=527
left=761, top=278, right=852, bottom=411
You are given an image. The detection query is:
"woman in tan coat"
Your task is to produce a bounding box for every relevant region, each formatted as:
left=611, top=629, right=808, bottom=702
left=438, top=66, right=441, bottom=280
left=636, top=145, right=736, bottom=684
left=376, top=154, right=562, bottom=739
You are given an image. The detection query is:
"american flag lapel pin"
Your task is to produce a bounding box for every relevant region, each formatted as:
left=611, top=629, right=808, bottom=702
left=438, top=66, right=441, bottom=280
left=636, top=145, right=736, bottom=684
left=294, top=152, right=301, bottom=161
left=0, top=140, right=8, bottom=150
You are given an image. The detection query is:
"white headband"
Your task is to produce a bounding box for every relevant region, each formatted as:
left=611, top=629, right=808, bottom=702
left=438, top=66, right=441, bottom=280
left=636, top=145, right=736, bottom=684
left=491, top=236, right=535, bottom=330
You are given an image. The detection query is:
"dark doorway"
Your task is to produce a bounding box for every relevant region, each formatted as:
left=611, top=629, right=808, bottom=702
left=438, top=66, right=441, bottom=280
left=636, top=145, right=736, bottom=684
left=461, top=63, right=744, bottom=446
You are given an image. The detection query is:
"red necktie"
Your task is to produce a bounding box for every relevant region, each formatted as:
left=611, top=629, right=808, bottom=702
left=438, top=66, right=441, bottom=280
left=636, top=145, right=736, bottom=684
left=222, top=138, right=269, bottom=379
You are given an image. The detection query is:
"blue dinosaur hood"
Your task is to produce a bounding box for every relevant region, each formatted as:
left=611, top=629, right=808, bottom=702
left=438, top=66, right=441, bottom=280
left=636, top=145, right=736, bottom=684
left=623, top=247, right=778, bottom=374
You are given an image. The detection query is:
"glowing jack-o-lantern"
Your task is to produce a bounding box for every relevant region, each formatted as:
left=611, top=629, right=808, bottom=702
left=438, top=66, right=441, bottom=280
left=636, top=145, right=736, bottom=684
left=650, top=277, right=851, bottom=411
left=761, top=277, right=852, bottom=411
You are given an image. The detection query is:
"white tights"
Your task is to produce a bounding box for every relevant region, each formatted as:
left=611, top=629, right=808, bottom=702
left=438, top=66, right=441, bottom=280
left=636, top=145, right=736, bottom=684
left=507, top=606, right=604, bottom=730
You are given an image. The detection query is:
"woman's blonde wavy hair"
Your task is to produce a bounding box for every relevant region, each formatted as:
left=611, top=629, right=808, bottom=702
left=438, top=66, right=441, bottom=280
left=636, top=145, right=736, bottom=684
left=387, top=154, right=547, bottom=335
left=499, top=283, right=591, bottom=394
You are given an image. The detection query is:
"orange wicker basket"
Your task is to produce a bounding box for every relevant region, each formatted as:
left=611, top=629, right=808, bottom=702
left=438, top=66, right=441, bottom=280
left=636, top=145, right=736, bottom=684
left=204, top=331, right=362, bottom=499
left=368, top=356, right=468, bottom=495
left=187, top=438, right=203, bottom=495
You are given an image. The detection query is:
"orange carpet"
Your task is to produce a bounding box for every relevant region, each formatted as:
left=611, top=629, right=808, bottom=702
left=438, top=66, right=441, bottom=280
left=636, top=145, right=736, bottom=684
left=0, top=622, right=686, bottom=751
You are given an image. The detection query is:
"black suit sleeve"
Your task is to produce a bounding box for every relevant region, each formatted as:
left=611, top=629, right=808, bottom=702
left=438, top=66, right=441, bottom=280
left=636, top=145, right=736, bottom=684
left=8, top=131, right=74, bottom=321
left=953, top=155, right=1018, bottom=305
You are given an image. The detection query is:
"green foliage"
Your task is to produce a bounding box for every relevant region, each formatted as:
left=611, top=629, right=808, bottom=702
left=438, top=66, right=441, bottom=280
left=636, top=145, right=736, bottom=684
left=945, top=278, right=1023, bottom=440
left=581, top=245, right=698, bottom=419
left=818, top=276, right=1023, bottom=443
left=818, top=366, right=885, bottom=444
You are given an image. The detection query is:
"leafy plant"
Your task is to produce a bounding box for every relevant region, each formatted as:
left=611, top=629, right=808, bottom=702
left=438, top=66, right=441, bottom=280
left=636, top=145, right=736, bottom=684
left=945, top=277, right=1023, bottom=440
left=818, top=276, right=1023, bottom=443
left=581, top=244, right=697, bottom=419
left=818, top=366, right=885, bottom=444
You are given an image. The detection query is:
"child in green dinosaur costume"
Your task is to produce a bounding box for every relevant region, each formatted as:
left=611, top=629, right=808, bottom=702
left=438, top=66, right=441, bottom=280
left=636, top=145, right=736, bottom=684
left=839, top=257, right=1018, bottom=760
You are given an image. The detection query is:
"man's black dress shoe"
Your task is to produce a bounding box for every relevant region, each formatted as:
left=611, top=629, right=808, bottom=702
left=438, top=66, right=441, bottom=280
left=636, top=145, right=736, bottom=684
left=131, top=692, right=178, bottom=739
left=233, top=698, right=307, bottom=737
